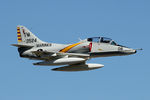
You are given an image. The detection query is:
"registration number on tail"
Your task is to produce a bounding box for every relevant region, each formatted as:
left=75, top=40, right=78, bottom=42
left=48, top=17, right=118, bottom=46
left=26, top=38, right=37, bottom=43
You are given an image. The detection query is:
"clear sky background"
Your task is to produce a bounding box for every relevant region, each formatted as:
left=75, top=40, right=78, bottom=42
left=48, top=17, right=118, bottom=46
left=0, top=0, right=149, bottom=100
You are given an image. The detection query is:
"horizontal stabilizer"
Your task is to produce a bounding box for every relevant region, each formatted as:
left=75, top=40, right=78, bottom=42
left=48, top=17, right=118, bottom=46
left=11, top=44, right=34, bottom=48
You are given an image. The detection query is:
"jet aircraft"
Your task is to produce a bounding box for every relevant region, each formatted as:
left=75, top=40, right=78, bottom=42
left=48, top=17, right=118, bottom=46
left=12, top=25, right=139, bottom=71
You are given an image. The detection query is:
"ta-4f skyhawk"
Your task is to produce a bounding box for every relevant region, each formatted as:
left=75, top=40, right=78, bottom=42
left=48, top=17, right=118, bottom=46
left=12, top=25, right=139, bottom=71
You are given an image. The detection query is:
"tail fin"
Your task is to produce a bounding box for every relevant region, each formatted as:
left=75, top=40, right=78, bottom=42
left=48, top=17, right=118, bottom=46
left=17, top=25, right=45, bottom=45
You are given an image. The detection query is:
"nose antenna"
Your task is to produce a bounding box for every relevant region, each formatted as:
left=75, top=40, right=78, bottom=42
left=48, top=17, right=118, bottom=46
left=135, top=48, right=143, bottom=50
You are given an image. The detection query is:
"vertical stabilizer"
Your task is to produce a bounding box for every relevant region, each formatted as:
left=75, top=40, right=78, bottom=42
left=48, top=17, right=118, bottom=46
left=17, top=25, right=45, bottom=45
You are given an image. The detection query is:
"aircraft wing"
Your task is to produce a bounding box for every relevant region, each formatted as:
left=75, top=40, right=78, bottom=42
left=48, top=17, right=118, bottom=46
left=32, top=51, right=90, bottom=58
left=32, top=51, right=104, bottom=71
left=57, top=52, right=89, bottom=57
left=11, top=44, right=34, bottom=48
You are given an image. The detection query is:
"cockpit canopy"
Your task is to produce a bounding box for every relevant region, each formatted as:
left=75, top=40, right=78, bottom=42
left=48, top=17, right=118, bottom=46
left=87, top=37, right=117, bottom=45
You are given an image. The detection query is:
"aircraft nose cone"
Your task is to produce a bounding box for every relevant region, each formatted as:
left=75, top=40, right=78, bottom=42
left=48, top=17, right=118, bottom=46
left=122, top=47, right=137, bottom=54
left=134, top=50, right=137, bottom=53
left=129, top=49, right=137, bottom=54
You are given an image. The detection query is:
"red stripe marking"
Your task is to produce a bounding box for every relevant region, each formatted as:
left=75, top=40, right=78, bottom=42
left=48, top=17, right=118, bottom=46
left=22, top=29, right=25, bottom=34
left=89, top=42, right=92, bottom=52
left=18, top=38, right=22, bottom=40
left=17, top=35, right=21, bottom=37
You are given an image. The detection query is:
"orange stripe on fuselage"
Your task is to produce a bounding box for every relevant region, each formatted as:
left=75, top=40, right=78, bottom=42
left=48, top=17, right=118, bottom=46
left=59, top=42, right=81, bottom=53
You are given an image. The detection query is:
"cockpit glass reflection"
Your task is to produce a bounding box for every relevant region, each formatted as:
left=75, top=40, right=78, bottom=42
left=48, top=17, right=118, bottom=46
left=87, top=37, right=117, bottom=45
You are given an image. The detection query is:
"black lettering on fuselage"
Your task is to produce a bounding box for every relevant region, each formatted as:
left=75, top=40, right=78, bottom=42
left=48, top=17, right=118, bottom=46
left=36, top=43, right=52, bottom=47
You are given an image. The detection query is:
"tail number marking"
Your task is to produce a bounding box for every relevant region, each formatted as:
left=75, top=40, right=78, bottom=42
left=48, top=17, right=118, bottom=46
left=26, top=38, right=37, bottom=43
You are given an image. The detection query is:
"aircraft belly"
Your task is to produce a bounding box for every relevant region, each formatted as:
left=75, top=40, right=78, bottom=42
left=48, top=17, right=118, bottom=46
left=68, top=49, right=89, bottom=53
left=90, top=51, right=129, bottom=58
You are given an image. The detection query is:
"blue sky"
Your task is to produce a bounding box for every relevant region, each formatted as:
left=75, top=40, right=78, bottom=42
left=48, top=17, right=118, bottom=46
left=0, top=0, right=149, bottom=100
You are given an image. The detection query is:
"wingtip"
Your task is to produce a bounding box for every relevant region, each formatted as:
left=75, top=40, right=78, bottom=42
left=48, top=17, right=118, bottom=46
left=135, top=48, right=143, bottom=51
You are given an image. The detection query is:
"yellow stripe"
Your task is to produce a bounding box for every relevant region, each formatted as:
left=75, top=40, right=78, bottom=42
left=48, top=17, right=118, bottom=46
left=18, top=40, right=22, bottom=42
left=60, top=42, right=81, bottom=53
left=17, top=27, right=20, bottom=29
left=17, top=27, right=22, bottom=42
